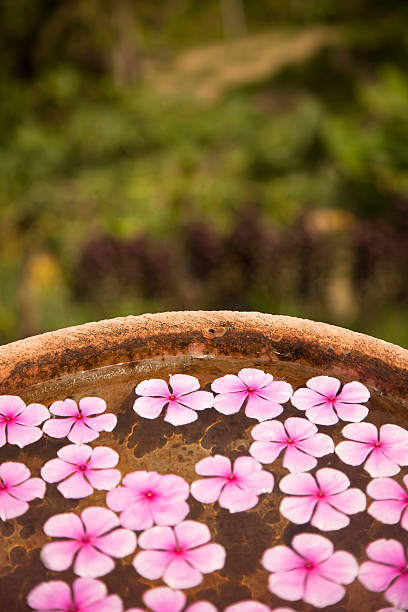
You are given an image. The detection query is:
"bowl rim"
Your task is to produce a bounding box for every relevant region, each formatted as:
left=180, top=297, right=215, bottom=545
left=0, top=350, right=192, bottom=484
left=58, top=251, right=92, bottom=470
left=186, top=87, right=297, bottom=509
left=0, top=311, right=407, bottom=403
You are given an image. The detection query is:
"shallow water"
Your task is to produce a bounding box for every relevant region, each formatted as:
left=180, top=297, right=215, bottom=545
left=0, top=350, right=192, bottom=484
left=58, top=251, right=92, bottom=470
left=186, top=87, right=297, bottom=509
left=1, top=355, right=407, bottom=611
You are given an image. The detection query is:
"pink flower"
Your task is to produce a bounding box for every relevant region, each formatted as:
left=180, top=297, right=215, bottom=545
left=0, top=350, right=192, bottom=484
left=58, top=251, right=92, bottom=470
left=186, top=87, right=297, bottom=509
left=106, top=471, right=189, bottom=531
left=291, top=376, right=370, bottom=425
left=224, top=603, right=275, bottom=611
left=43, top=397, right=117, bottom=444
left=27, top=578, right=123, bottom=611
left=41, top=506, right=137, bottom=578
left=211, top=368, right=293, bottom=421
left=335, top=423, right=408, bottom=477
left=279, top=468, right=366, bottom=531
left=190, top=455, right=274, bottom=513
left=126, top=587, right=216, bottom=612
left=133, top=375, right=214, bottom=426
left=0, top=461, right=45, bottom=521
left=0, top=395, right=49, bottom=448
left=359, top=539, right=408, bottom=609
left=262, top=532, right=358, bottom=608
left=250, top=417, right=334, bottom=473
left=367, top=477, right=408, bottom=529
left=41, top=444, right=121, bottom=499
left=133, top=520, right=226, bottom=589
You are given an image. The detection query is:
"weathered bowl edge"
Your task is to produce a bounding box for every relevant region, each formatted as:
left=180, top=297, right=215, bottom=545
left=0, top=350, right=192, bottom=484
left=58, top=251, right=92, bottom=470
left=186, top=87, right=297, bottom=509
left=0, top=311, right=407, bottom=403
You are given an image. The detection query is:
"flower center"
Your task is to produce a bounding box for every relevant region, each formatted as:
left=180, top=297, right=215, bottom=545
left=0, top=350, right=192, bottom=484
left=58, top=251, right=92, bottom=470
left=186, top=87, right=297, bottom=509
left=81, top=535, right=90, bottom=544
left=328, top=396, right=336, bottom=402
left=0, top=481, right=6, bottom=490
left=286, top=438, right=294, bottom=445
left=4, top=416, right=12, bottom=422
left=68, top=606, right=79, bottom=612
left=76, top=413, right=83, bottom=421
left=145, top=491, right=154, bottom=499
left=304, top=561, right=314, bottom=569
left=169, top=394, right=176, bottom=401
left=79, top=465, right=87, bottom=472
left=317, top=491, right=325, bottom=498
left=228, top=474, right=236, bottom=481
left=174, top=546, right=184, bottom=554
left=374, top=441, right=382, bottom=448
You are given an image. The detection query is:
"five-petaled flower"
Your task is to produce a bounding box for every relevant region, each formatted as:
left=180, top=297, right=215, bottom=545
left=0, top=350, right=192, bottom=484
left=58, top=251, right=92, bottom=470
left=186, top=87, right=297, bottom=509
left=126, top=587, right=216, bottom=612
left=250, top=417, right=334, bottom=473
left=291, top=376, right=370, bottom=425
left=359, top=538, right=408, bottom=609
left=41, top=444, right=121, bottom=499
left=133, top=520, right=226, bottom=589
left=41, top=506, right=136, bottom=578
left=279, top=468, right=366, bottom=531
left=262, top=532, right=358, bottom=608
left=191, top=455, right=274, bottom=513
left=0, top=461, right=45, bottom=521
left=211, top=368, right=293, bottom=422
left=335, top=423, right=408, bottom=477
left=27, top=577, right=123, bottom=611
left=106, top=470, right=189, bottom=531
left=133, top=375, right=214, bottom=426
left=43, top=397, right=117, bottom=445
left=0, top=395, right=49, bottom=448
left=367, top=476, right=408, bottom=530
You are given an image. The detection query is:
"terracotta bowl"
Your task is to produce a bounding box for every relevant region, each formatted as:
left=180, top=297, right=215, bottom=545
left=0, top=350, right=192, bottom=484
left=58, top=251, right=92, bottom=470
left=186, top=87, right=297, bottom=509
left=1, top=311, right=408, bottom=611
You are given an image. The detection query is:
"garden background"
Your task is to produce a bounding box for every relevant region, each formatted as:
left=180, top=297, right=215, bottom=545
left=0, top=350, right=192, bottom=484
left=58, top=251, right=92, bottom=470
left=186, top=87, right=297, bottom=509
left=1, top=0, right=408, bottom=346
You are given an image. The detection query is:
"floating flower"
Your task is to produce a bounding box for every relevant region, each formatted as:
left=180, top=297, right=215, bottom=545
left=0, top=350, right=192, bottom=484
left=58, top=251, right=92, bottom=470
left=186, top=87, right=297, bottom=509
left=279, top=468, right=366, bottom=531
left=250, top=417, right=334, bottom=473
left=41, top=444, right=121, bottom=499
left=335, top=423, right=408, bottom=477
left=133, top=520, right=226, bottom=589
left=291, top=376, right=370, bottom=425
left=224, top=602, right=275, bottom=611
left=359, top=539, right=408, bottom=609
left=43, top=397, right=117, bottom=444
left=367, top=476, right=408, bottom=529
left=106, top=470, right=189, bottom=531
left=211, top=368, right=293, bottom=421
left=262, top=532, right=358, bottom=608
left=0, top=395, right=49, bottom=448
left=126, top=587, right=217, bottom=612
left=133, top=375, right=214, bottom=426
left=27, top=577, right=123, bottom=611
left=190, top=455, right=273, bottom=513
left=41, top=506, right=136, bottom=578
left=0, top=461, right=45, bottom=521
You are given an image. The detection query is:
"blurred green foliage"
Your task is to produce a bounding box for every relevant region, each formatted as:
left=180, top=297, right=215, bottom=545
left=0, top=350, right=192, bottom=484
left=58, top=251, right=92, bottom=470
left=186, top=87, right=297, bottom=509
left=0, top=0, right=408, bottom=346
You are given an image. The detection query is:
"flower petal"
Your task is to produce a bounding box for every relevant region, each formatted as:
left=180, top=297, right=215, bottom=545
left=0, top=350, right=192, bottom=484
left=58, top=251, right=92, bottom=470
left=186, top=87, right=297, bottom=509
left=245, top=395, right=283, bottom=421
left=292, top=533, right=333, bottom=563
left=251, top=420, right=287, bottom=442
left=0, top=491, right=28, bottom=520
left=152, top=500, right=190, bottom=527
left=368, top=500, right=407, bottom=525
left=213, top=391, right=247, bottom=415
left=58, top=472, right=94, bottom=498
left=94, top=529, right=136, bottom=557
left=78, top=397, right=107, bottom=416
left=307, top=376, right=341, bottom=397
left=0, top=461, right=30, bottom=486
left=87, top=469, right=121, bottom=491
left=249, top=440, right=286, bottom=465
left=133, top=397, right=167, bottom=420
left=165, top=402, right=197, bottom=426
left=318, top=550, right=358, bottom=584
left=0, top=396, right=26, bottom=417
left=366, top=539, right=406, bottom=566
left=279, top=472, right=317, bottom=495
left=169, top=374, right=200, bottom=396
left=42, top=417, right=75, bottom=439
left=81, top=507, right=119, bottom=537
left=143, top=587, right=186, bottom=612
left=359, top=561, right=401, bottom=591
left=138, top=526, right=176, bottom=550
left=41, top=458, right=76, bottom=484
left=41, top=540, right=82, bottom=571
left=44, top=512, right=84, bottom=539
left=27, top=580, right=73, bottom=610
left=58, top=444, right=92, bottom=464
left=174, top=520, right=210, bottom=548
left=74, top=545, right=114, bottom=577
left=163, top=557, right=203, bottom=589
left=368, top=478, right=406, bottom=500
left=191, top=477, right=226, bottom=504
left=136, top=379, right=170, bottom=397
left=280, top=495, right=317, bottom=524
left=335, top=441, right=373, bottom=466
left=296, top=433, right=334, bottom=457
left=315, top=468, right=349, bottom=495
left=10, top=477, right=45, bottom=501
left=6, top=423, right=42, bottom=447
left=211, top=374, right=246, bottom=393
left=179, top=391, right=214, bottom=411
left=72, top=577, right=107, bottom=607
left=15, top=403, right=49, bottom=426
left=385, top=574, right=408, bottom=609
left=268, top=568, right=306, bottom=601
left=68, top=421, right=99, bottom=445
left=258, top=380, right=293, bottom=403
left=365, top=449, right=400, bottom=477
left=133, top=550, right=173, bottom=580
left=238, top=368, right=271, bottom=388
left=50, top=399, right=80, bottom=416
left=184, top=542, right=226, bottom=573
left=342, top=422, right=378, bottom=443
left=334, top=402, right=368, bottom=422
left=328, top=488, right=366, bottom=515
left=312, top=500, right=350, bottom=531
left=305, top=403, right=338, bottom=426
left=291, top=388, right=326, bottom=411
left=283, top=445, right=318, bottom=473
left=195, top=455, right=231, bottom=477
left=337, top=381, right=370, bottom=404
left=219, top=482, right=259, bottom=512
left=86, top=413, right=117, bottom=433
left=303, top=570, right=346, bottom=607
left=262, top=546, right=302, bottom=572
